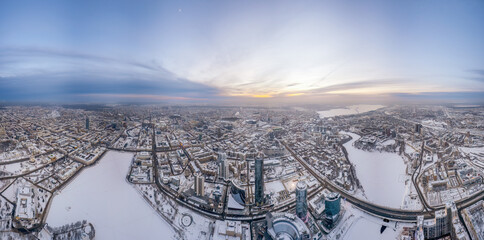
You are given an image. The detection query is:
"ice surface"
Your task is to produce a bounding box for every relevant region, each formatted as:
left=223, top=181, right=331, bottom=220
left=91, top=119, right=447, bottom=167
left=46, top=151, right=175, bottom=240
left=318, top=105, right=384, bottom=118
left=334, top=200, right=409, bottom=240
left=343, top=216, right=400, bottom=240
left=343, top=132, right=406, bottom=208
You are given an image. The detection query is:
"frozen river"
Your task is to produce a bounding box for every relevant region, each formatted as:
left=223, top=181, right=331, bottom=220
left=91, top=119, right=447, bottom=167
left=344, top=215, right=401, bottom=240
left=46, top=151, right=175, bottom=240
left=343, top=132, right=407, bottom=208
left=318, top=104, right=384, bottom=118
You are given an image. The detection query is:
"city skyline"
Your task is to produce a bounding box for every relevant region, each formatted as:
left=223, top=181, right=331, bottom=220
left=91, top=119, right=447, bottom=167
left=1, top=0, right=484, bottom=104
left=0, top=104, right=482, bottom=239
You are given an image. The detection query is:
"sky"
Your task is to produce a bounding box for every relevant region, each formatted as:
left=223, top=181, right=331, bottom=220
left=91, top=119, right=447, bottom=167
left=0, top=0, right=483, bottom=104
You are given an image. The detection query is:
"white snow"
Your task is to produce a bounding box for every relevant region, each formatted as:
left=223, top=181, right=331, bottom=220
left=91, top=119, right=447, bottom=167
left=334, top=200, right=410, bottom=240
left=343, top=216, right=401, bottom=240
left=2, top=162, right=24, bottom=175
left=381, top=140, right=395, bottom=146
left=46, top=151, right=175, bottom=240
left=404, top=144, right=418, bottom=155
left=318, top=105, right=384, bottom=118
left=227, top=194, right=245, bottom=210
left=460, top=147, right=484, bottom=155
left=343, top=132, right=407, bottom=208
left=421, top=119, right=447, bottom=128
left=265, top=180, right=285, bottom=194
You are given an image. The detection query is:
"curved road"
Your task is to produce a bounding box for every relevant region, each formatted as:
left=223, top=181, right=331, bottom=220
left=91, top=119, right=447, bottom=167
left=147, top=124, right=483, bottom=223
left=283, top=142, right=484, bottom=222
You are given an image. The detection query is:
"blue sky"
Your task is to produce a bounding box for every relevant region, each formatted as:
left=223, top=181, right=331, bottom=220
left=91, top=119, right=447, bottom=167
left=0, top=0, right=483, bottom=103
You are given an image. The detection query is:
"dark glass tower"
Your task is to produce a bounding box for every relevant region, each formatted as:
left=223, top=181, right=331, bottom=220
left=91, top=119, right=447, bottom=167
left=254, top=156, right=264, bottom=206
left=325, top=192, right=341, bottom=219
left=296, top=180, right=308, bottom=221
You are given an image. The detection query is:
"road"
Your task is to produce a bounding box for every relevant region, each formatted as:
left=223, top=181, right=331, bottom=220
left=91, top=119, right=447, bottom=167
left=411, top=140, right=434, bottom=211
left=145, top=120, right=482, bottom=224
left=283, top=141, right=484, bottom=222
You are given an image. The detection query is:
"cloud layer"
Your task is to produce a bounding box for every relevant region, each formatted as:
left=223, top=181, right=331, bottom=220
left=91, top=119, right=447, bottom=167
left=0, top=48, right=220, bottom=102
left=0, top=0, right=483, bottom=104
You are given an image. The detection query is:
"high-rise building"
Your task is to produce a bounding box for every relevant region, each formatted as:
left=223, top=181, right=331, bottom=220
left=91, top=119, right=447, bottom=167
left=447, top=202, right=470, bottom=240
left=423, top=208, right=451, bottom=239
left=218, top=152, right=227, bottom=179
left=254, top=155, right=264, bottom=206
left=416, top=216, right=425, bottom=240
left=216, top=127, right=222, bottom=138
left=219, top=161, right=230, bottom=180
left=296, top=180, right=308, bottom=221
left=415, top=123, right=422, bottom=134
left=435, top=209, right=449, bottom=237
left=219, top=160, right=226, bottom=179
left=85, top=116, right=90, bottom=130
left=325, top=192, right=341, bottom=220
left=445, top=203, right=452, bottom=234
left=194, top=172, right=205, bottom=196
left=225, top=164, right=230, bottom=180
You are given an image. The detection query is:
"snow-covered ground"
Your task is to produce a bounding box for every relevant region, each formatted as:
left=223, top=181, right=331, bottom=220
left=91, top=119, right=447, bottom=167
left=460, top=146, right=484, bottom=155
left=332, top=199, right=410, bottom=240
left=318, top=105, right=384, bottom=118
left=382, top=139, right=395, bottom=146
left=343, top=215, right=401, bottom=240
left=46, top=151, right=175, bottom=240
left=343, top=132, right=407, bottom=208
left=421, top=119, right=447, bottom=128
left=265, top=180, right=285, bottom=194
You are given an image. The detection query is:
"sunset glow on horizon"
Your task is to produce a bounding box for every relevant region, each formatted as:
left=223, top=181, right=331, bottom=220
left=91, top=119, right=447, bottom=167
left=0, top=0, right=483, bottom=104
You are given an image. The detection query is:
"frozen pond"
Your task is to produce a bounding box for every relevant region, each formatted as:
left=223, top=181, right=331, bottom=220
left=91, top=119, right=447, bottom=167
left=343, top=132, right=406, bottom=208
left=46, top=151, right=175, bottom=240
left=318, top=105, right=384, bottom=118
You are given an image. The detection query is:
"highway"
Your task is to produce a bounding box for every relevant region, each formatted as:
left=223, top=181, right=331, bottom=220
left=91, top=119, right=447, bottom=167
left=147, top=122, right=483, bottom=224
left=411, top=140, right=434, bottom=211
left=283, top=141, right=484, bottom=222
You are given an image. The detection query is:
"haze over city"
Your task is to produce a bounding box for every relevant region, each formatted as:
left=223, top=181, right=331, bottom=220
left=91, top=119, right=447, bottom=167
left=1, top=0, right=484, bottom=104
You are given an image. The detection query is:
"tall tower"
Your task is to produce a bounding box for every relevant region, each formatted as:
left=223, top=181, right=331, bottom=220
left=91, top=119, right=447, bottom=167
left=416, top=216, right=425, bottom=240
left=415, top=123, right=422, bottom=135
left=296, top=180, right=308, bottom=221
left=445, top=202, right=453, bottom=235
left=254, top=155, right=264, bottom=206
left=194, top=172, right=205, bottom=196
left=435, top=209, right=448, bottom=237
left=85, top=116, right=90, bottom=130
left=325, top=192, right=341, bottom=221
left=219, top=160, right=226, bottom=179
left=218, top=152, right=228, bottom=180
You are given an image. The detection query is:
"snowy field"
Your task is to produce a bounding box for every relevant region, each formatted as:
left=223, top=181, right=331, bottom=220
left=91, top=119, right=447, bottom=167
left=318, top=105, right=384, bottom=118
left=343, top=132, right=407, bottom=208
left=46, top=151, right=175, bottom=240
left=332, top=200, right=408, bottom=240
left=343, top=215, right=401, bottom=240
left=460, top=146, right=484, bottom=155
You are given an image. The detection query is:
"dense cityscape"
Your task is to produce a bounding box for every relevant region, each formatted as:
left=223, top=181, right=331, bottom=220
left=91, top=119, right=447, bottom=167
left=0, top=104, right=482, bottom=240
left=1, top=0, right=484, bottom=239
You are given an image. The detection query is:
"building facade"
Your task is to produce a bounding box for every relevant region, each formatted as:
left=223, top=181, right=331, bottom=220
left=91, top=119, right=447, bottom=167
left=254, top=156, right=264, bottom=206
left=296, top=180, right=308, bottom=221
